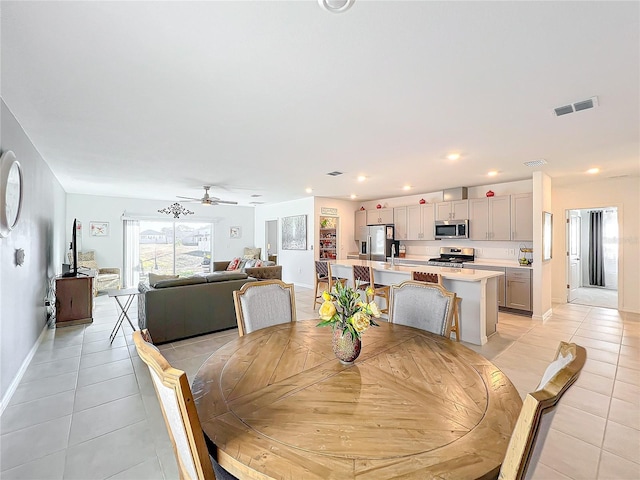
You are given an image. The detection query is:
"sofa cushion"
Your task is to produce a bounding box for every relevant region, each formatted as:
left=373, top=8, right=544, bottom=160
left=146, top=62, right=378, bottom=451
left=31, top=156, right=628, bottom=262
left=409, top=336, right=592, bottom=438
left=205, top=272, right=249, bottom=282
left=148, top=273, right=179, bottom=286
left=226, top=257, right=242, bottom=271
left=153, top=277, right=207, bottom=288
left=243, top=247, right=261, bottom=259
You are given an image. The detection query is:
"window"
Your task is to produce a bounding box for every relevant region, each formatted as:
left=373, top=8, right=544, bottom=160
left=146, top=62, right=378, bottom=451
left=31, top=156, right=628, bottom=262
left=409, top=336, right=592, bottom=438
left=125, top=219, right=213, bottom=286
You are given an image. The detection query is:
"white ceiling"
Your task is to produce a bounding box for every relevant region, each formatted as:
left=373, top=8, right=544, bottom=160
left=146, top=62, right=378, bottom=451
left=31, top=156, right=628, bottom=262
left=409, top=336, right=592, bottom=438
left=2, top=1, right=639, bottom=206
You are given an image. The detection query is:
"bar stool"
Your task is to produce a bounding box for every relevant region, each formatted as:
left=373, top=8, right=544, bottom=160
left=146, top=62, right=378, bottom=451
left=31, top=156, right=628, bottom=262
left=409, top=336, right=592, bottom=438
left=411, top=271, right=461, bottom=342
left=353, top=265, right=390, bottom=314
left=314, top=261, right=346, bottom=308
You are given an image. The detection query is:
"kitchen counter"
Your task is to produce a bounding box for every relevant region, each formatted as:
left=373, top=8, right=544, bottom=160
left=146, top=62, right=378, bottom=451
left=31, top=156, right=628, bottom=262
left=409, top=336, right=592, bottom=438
left=330, top=259, right=502, bottom=346
left=392, top=255, right=533, bottom=270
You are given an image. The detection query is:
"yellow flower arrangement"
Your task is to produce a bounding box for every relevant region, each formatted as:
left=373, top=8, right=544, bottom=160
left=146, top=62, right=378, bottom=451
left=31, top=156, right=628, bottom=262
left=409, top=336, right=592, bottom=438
left=317, top=281, right=381, bottom=339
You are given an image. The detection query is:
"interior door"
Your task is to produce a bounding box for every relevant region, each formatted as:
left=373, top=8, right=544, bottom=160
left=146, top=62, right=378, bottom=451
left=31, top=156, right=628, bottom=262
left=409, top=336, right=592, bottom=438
left=567, top=210, right=581, bottom=302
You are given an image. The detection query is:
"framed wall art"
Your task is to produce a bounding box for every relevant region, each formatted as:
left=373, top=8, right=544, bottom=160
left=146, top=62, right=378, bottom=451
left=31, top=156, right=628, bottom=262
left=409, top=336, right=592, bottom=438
left=282, top=215, right=307, bottom=250
left=542, top=211, right=553, bottom=261
left=90, top=221, right=109, bottom=237
left=230, top=226, right=241, bottom=239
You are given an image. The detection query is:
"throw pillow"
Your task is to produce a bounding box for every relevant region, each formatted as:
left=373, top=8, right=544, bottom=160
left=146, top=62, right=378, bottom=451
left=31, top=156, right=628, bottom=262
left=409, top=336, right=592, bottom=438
left=226, top=257, right=241, bottom=271
left=243, top=247, right=261, bottom=259
left=254, top=259, right=263, bottom=267
left=148, top=273, right=179, bottom=286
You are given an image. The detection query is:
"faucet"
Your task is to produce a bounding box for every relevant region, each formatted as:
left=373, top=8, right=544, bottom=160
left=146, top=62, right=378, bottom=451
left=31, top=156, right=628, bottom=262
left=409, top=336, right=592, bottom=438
left=391, top=244, right=396, bottom=266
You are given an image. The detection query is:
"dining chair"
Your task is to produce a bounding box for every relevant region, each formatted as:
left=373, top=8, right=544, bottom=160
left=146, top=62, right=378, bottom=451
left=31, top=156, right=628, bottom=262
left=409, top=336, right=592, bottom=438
left=499, top=341, right=587, bottom=480
left=233, top=279, right=296, bottom=336
left=388, top=280, right=456, bottom=337
left=132, top=330, right=237, bottom=480
left=411, top=271, right=461, bottom=341
left=313, top=261, right=347, bottom=309
left=352, top=264, right=390, bottom=314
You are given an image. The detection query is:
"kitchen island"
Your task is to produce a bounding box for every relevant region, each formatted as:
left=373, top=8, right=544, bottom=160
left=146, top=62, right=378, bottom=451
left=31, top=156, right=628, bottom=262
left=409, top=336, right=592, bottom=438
left=329, top=259, right=504, bottom=345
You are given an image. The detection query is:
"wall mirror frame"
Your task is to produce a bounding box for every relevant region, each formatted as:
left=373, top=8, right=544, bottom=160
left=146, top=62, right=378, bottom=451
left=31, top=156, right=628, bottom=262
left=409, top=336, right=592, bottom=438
left=543, top=211, right=553, bottom=261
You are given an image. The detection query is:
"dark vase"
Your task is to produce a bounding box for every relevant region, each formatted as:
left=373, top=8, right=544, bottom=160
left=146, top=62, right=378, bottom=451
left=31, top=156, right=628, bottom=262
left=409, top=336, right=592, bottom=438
left=332, top=327, right=361, bottom=365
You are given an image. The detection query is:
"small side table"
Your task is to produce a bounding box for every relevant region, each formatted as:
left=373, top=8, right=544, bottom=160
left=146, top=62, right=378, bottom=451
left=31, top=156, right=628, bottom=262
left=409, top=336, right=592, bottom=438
left=107, top=288, right=139, bottom=343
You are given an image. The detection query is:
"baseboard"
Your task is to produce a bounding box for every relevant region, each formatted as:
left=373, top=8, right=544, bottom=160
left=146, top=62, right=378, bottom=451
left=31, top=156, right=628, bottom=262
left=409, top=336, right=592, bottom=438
left=0, top=323, right=50, bottom=415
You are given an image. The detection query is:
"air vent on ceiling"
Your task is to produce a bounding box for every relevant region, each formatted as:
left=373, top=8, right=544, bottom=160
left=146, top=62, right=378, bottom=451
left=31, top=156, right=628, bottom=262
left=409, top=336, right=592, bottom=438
left=326, top=171, right=343, bottom=176
left=524, top=159, right=548, bottom=167
left=249, top=201, right=265, bottom=205
left=553, top=96, right=599, bottom=117
left=250, top=194, right=262, bottom=198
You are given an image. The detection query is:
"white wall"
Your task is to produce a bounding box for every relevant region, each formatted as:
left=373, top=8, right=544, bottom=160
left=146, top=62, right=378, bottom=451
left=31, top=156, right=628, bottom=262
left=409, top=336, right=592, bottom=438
left=532, top=171, right=553, bottom=320
left=1, top=100, right=67, bottom=405
left=254, top=197, right=315, bottom=287
left=66, top=194, right=255, bottom=274
left=552, top=176, right=639, bottom=313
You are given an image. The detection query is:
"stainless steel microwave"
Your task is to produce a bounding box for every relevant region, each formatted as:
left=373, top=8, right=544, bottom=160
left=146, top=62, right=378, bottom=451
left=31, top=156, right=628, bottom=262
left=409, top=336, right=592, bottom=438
left=434, top=220, right=469, bottom=239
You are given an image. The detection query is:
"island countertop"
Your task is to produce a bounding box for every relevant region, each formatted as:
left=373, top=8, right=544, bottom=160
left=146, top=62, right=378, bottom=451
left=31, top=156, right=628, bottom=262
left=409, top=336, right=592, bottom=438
left=329, top=259, right=504, bottom=282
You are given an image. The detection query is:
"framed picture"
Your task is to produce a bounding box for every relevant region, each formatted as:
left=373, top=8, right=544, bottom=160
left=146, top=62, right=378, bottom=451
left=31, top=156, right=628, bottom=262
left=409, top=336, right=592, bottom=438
left=90, top=221, right=109, bottom=237
left=230, top=226, right=241, bottom=239
left=542, top=212, right=553, bottom=261
left=282, top=215, right=307, bottom=250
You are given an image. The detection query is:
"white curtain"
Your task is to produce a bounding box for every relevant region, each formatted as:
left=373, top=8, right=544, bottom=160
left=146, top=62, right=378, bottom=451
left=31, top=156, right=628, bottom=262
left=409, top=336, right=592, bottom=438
left=123, top=219, right=140, bottom=288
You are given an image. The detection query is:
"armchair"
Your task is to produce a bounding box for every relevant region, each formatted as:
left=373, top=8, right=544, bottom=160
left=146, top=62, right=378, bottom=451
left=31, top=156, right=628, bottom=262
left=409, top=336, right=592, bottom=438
left=70, top=250, right=121, bottom=295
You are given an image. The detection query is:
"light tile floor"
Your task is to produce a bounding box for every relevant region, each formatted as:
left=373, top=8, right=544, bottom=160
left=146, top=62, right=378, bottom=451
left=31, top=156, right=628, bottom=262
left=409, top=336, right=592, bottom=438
left=571, top=286, right=618, bottom=310
left=1, top=287, right=638, bottom=479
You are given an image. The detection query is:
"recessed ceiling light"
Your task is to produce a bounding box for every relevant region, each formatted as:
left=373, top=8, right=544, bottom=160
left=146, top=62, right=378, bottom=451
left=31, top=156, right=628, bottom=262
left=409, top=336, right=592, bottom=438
left=488, top=171, right=498, bottom=177
left=357, top=175, right=366, bottom=182
left=403, top=185, right=411, bottom=191
left=447, top=153, right=460, bottom=161
left=587, top=168, right=600, bottom=174
left=305, top=188, right=313, bottom=193
left=350, top=194, right=357, bottom=199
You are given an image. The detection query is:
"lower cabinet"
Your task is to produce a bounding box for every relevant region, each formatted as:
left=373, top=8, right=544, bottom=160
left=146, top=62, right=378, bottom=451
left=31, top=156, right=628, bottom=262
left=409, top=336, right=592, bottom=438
left=55, top=275, right=94, bottom=326
left=469, top=265, right=505, bottom=307
left=506, top=268, right=532, bottom=312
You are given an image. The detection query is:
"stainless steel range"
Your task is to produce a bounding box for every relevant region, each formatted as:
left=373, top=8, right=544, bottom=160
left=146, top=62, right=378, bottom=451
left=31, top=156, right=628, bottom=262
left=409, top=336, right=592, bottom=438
left=426, top=247, right=475, bottom=267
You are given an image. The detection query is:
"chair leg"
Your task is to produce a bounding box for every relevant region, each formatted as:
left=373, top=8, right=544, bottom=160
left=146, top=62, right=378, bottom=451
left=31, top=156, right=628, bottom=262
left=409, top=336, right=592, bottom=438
left=451, top=298, right=461, bottom=341
left=314, top=279, right=329, bottom=309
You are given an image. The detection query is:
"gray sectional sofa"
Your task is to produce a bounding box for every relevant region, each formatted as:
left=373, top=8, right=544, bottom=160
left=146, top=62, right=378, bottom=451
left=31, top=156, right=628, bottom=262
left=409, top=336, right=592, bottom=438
left=137, top=271, right=252, bottom=344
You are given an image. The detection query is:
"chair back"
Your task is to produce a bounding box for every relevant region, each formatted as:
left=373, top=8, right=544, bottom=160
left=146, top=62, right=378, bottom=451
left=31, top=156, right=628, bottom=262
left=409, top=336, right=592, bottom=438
left=499, top=342, right=587, bottom=480
left=233, top=280, right=296, bottom=336
left=315, top=261, right=329, bottom=279
left=133, top=330, right=215, bottom=480
left=388, top=280, right=456, bottom=337
left=352, top=265, right=373, bottom=286
left=411, top=271, right=442, bottom=284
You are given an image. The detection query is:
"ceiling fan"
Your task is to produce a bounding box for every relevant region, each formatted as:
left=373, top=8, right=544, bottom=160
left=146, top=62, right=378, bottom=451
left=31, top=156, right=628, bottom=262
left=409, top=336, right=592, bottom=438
left=177, top=186, right=238, bottom=206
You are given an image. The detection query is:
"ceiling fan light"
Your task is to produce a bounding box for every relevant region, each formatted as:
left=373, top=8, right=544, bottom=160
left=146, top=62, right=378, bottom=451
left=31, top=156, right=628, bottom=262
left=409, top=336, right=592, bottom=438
left=318, top=0, right=355, bottom=14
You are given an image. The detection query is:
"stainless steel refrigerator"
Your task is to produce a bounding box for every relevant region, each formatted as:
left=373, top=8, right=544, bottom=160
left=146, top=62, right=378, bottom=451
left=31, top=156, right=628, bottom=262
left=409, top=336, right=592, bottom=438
left=358, top=225, right=399, bottom=261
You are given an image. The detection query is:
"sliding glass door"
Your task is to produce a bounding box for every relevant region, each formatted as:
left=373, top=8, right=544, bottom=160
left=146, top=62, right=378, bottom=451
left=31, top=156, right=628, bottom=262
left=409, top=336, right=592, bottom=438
left=126, top=219, right=213, bottom=286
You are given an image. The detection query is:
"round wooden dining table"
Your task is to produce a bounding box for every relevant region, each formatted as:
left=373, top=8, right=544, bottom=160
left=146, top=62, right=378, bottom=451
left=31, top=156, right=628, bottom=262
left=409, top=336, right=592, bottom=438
left=192, top=320, right=522, bottom=480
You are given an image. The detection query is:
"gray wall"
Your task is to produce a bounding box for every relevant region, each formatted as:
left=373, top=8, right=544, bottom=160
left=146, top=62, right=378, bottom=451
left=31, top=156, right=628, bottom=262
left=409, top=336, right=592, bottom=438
left=1, top=100, right=67, bottom=404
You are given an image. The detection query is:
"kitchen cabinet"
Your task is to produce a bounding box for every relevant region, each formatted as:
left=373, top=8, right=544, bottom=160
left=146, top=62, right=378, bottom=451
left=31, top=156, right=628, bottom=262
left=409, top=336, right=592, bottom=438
left=468, top=196, right=511, bottom=241
left=435, top=200, right=468, bottom=221
left=394, top=207, right=408, bottom=240
left=354, top=210, right=367, bottom=241
left=367, top=208, right=393, bottom=225
left=506, top=268, right=532, bottom=312
left=511, top=193, right=533, bottom=241
left=407, top=204, right=435, bottom=240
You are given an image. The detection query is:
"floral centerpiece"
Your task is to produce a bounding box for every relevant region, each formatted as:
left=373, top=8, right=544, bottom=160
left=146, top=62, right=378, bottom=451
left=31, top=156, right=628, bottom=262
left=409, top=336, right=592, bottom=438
left=317, top=281, right=381, bottom=364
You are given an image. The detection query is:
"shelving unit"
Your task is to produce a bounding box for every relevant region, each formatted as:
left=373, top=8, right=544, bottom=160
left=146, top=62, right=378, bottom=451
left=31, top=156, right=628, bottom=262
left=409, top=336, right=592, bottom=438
left=319, top=216, right=338, bottom=260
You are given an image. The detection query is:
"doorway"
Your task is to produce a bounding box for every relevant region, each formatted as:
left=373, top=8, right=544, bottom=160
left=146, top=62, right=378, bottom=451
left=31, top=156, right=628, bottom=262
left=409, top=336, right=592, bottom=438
left=566, top=207, right=618, bottom=309
left=265, top=220, right=278, bottom=263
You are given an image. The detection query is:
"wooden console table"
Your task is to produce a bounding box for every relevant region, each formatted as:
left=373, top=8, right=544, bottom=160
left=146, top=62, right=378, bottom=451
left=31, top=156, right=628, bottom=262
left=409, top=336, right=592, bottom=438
left=55, top=274, right=94, bottom=326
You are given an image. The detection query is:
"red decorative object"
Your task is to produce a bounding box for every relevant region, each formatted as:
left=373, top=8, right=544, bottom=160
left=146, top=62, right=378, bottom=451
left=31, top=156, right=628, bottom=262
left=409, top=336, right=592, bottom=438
left=486, top=190, right=495, bottom=197
left=419, top=198, right=426, bottom=204
left=376, top=204, right=382, bottom=209
left=360, top=206, right=365, bottom=211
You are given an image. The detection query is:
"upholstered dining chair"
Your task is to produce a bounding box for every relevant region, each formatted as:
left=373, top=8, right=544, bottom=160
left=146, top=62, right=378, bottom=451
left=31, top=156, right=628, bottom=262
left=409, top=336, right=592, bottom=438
left=132, top=330, right=237, bottom=480
left=388, top=280, right=456, bottom=337
left=352, top=264, right=390, bottom=314
left=411, top=271, right=461, bottom=341
left=313, top=261, right=347, bottom=309
left=499, top=342, right=587, bottom=479
left=233, top=280, right=297, bottom=336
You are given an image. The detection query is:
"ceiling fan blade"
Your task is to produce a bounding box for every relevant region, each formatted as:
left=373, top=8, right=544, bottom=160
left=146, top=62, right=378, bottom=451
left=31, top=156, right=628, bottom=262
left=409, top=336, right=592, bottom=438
left=177, top=195, right=201, bottom=201
left=214, top=200, right=238, bottom=205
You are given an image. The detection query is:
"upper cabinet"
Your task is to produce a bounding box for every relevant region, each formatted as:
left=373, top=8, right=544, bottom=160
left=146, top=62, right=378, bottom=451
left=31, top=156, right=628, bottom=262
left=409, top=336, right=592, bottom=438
left=469, top=196, right=511, bottom=241
left=367, top=208, right=393, bottom=225
left=435, top=200, right=468, bottom=221
left=406, top=204, right=435, bottom=240
left=511, top=193, right=533, bottom=241
left=354, top=210, right=367, bottom=241
left=394, top=207, right=408, bottom=240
